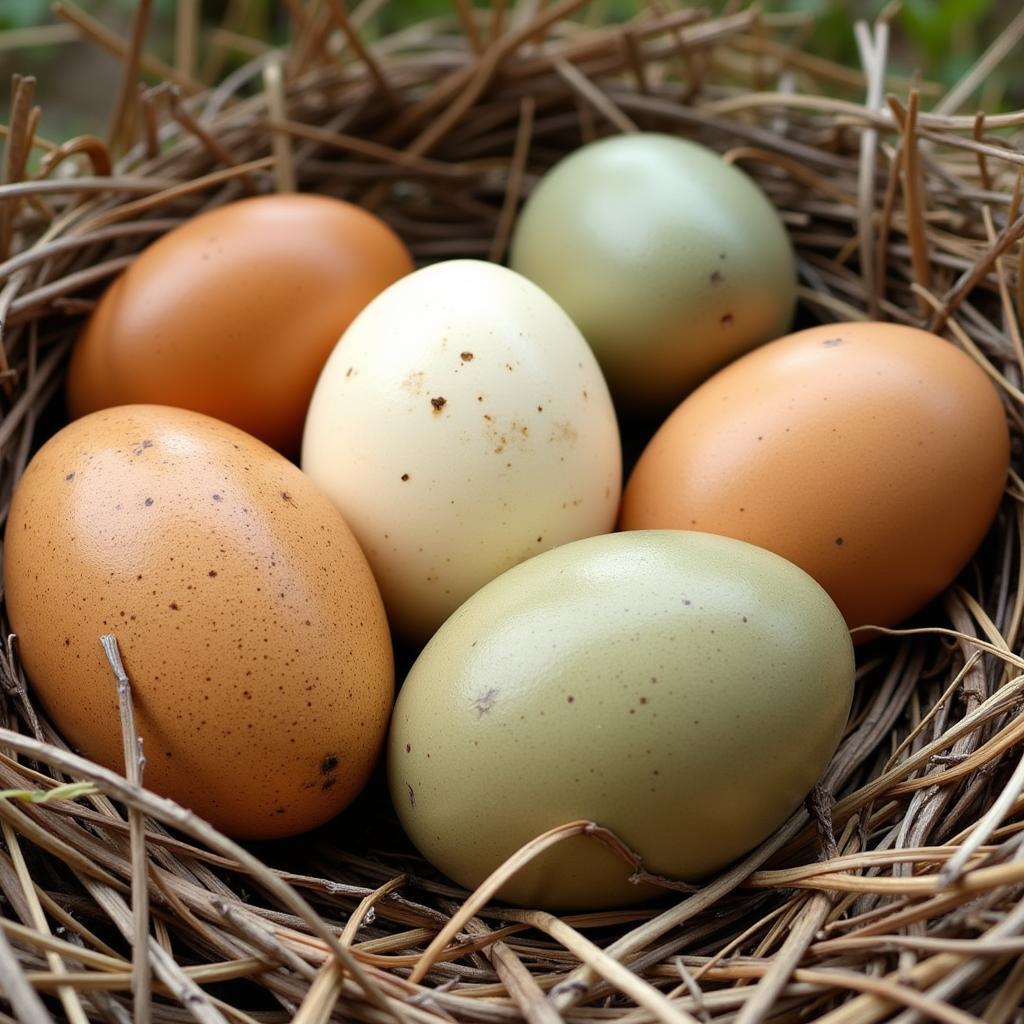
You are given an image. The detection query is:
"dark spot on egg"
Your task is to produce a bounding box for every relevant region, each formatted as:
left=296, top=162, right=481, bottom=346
left=169, top=602, right=179, bottom=611
left=460, top=351, right=474, bottom=361
left=471, top=688, right=499, bottom=717
left=144, top=497, right=153, bottom=507
left=720, top=313, right=735, bottom=328
left=710, top=270, right=724, bottom=286
left=401, top=473, right=410, bottom=481
left=320, top=754, right=339, bottom=774
left=212, top=493, right=223, bottom=501
left=208, top=570, right=217, bottom=577
left=65, top=472, right=75, bottom=482
left=430, top=396, right=447, bottom=412
left=822, top=337, right=844, bottom=347
left=835, top=537, right=844, bottom=546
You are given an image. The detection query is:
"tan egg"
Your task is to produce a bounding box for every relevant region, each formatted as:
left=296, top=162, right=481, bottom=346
left=3, top=405, right=394, bottom=839
left=620, top=323, right=1010, bottom=631
left=66, top=194, right=413, bottom=456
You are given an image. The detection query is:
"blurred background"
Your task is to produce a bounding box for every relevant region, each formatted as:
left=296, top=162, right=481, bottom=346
left=0, top=0, right=1021, bottom=146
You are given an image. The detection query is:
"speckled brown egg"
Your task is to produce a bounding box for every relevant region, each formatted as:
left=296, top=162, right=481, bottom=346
left=3, top=405, right=394, bottom=839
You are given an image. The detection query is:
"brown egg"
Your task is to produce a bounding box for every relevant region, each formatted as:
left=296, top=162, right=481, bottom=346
left=3, top=405, right=394, bottom=839
left=67, top=194, right=413, bottom=456
left=620, top=323, right=1009, bottom=631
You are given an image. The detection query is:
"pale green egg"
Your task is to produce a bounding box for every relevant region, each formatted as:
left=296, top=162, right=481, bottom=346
left=388, top=531, right=853, bottom=910
left=509, top=133, right=797, bottom=408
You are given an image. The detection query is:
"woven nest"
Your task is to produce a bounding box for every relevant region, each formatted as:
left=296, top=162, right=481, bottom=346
left=3, top=2, right=1024, bottom=1022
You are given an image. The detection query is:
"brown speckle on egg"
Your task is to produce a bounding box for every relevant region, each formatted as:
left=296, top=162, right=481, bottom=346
left=2, top=405, right=394, bottom=840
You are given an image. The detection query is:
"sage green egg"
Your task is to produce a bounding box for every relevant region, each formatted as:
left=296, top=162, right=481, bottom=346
left=387, top=531, right=853, bottom=910
left=509, top=133, right=797, bottom=408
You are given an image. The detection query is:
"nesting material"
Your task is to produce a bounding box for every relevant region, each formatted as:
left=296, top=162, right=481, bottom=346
left=2, top=3, right=1024, bottom=1022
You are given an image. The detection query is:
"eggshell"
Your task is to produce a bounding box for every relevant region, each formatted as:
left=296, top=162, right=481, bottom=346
left=67, top=194, right=413, bottom=455
left=301, top=259, right=622, bottom=640
left=3, top=405, right=394, bottom=839
left=388, top=531, right=854, bottom=910
left=509, top=133, right=796, bottom=407
left=620, top=323, right=1010, bottom=631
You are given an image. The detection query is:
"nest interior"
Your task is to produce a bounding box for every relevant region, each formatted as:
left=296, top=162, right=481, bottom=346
left=2, top=2, right=1024, bottom=1023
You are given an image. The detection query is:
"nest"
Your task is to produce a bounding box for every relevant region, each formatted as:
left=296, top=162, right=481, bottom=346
left=3, top=2, right=1024, bottom=1022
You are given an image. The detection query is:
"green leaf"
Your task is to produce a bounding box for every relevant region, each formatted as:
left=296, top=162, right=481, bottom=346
left=0, top=781, right=100, bottom=804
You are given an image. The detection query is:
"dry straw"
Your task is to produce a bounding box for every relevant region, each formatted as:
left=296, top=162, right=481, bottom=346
left=1, top=1, right=1024, bottom=1021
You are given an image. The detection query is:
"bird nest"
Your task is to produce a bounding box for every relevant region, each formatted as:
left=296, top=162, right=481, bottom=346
left=2, top=3, right=1024, bottom=1023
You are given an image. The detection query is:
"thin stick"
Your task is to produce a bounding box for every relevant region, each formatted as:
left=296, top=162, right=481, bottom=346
left=983, top=955, right=1024, bottom=1024
left=2, top=822, right=90, bottom=1024
left=939, top=747, right=1024, bottom=886
left=889, top=92, right=931, bottom=317
left=733, top=893, right=835, bottom=1024
left=0, top=73, right=36, bottom=278
left=935, top=5, right=1024, bottom=116
left=263, top=57, right=296, bottom=193
left=323, top=0, right=399, bottom=108
left=553, top=58, right=639, bottom=133
left=854, top=17, right=889, bottom=318
left=488, top=95, right=533, bottom=263
left=505, top=909, right=704, bottom=1024
left=0, top=727, right=412, bottom=1024
left=929, top=204, right=1024, bottom=333
left=454, top=0, right=484, bottom=55
left=163, top=85, right=258, bottom=193
left=100, top=635, right=151, bottom=1024
left=107, top=0, right=155, bottom=154
left=408, top=821, right=591, bottom=985
left=0, top=920, right=51, bottom=1024
left=0, top=23, right=80, bottom=51
left=54, top=0, right=204, bottom=95
left=176, top=0, right=200, bottom=80
left=464, top=916, right=562, bottom=1024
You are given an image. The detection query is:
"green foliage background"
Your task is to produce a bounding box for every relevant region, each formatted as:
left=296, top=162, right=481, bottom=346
left=0, top=0, right=1020, bottom=143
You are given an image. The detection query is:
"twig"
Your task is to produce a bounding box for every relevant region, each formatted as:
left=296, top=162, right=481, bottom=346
left=0, top=920, right=51, bottom=1024
left=107, top=0, right=155, bottom=155
left=853, top=16, right=889, bottom=317
left=100, top=635, right=151, bottom=1024
left=175, top=0, right=200, bottom=80
left=488, top=95, right=534, bottom=263
left=53, top=0, right=204, bottom=95
left=263, top=57, right=296, bottom=194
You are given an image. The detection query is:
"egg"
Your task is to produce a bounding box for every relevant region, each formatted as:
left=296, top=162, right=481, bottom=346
left=509, top=133, right=796, bottom=407
left=301, top=259, right=621, bottom=640
left=620, top=323, right=1010, bottom=631
left=67, top=194, right=413, bottom=455
left=3, top=405, right=394, bottom=839
left=388, top=530, right=854, bottom=910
